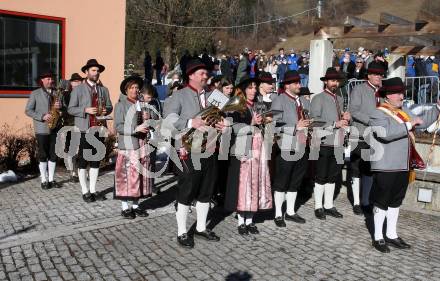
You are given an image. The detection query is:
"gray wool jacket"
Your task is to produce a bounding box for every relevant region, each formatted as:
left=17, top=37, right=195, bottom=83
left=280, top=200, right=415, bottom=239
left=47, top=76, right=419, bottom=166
left=310, top=90, right=345, bottom=147
left=67, top=82, right=113, bottom=132
left=114, top=95, right=143, bottom=150
left=349, top=82, right=380, bottom=139
left=25, top=88, right=57, bottom=135
left=368, top=104, right=439, bottom=171
left=271, top=93, right=311, bottom=151
left=163, top=86, right=212, bottom=132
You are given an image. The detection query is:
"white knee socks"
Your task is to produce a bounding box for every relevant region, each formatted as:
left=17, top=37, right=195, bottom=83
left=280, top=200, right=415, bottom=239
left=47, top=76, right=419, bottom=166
left=78, top=168, right=88, bottom=194
left=386, top=207, right=400, bottom=239
left=39, top=162, right=48, bottom=183
left=324, top=183, right=335, bottom=209
left=121, top=201, right=129, bottom=211
left=274, top=191, right=285, bottom=217
left=314, top=183, right=325, bottom=209
left=196, top=201, right=210, bottom=232
left=176, top=203, right=190, bottom=236
left=48, top=161, right=56, bottom=182
left=245, top=213, right=254, bottom=225
left=89, top=168, right=99, bottom=194
left=374, top=207, right=387, bottom=241
left=286, top=192, right=297, bottom=216
left=352, top=177, right=360, bottom=206
left=132, top=200, right=139, bottom=209
left=237, top=212, right=245, bottom=226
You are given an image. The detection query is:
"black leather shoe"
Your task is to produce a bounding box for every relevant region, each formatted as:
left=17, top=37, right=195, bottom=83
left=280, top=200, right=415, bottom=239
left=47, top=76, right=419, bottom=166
left=87, top=193, right=97, bottom=202
left=314, top=208, right=326, bottom=220
left=238, top=224, right=249, bottom=235
left=194, top=229, right=220, bottom=241
left=92, top=192, right=106, bottom=201
left=82, top=192, right=93, bottom=203
left=274, top=217, right=286, bottom=227
left=121, top=209, right=135, bottom=219
left=133, top=208, right=149, bottom=217
left=70, top=175, right=79, bottom=183
left=247, top=223, right=259, bottom=234
left=177, top=233, right=194, bottom=248
left=362, top=205, right=373, bottom=216
left=49, top=181, right=61, bottom=189
left=285, top=213, right=306, bottom=224
left=353, top=205, right=363, bottom=215
left=41, top=182, right=50, bottom=190
left=385, top=237, right=411, bottom=249
left=324, top=207, right=343, bottom=218
left=372, top=239, right=390, bottom=253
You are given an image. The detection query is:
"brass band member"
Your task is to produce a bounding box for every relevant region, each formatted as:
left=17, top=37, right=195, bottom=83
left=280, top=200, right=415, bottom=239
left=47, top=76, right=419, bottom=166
left=369, top=77, right=440, bottom=253
left=25, top=70, right=63, bottom=189
left=114, top=75, right=151, bottom=219
left=224, top=75, right=272, bottom=236
left=349, top=61, right=385, bottom=215
left=271, top=70, right=312, bottom=227
left=64, top=73, right=84, bottom=182
left=258, top=71, right=276, bottom=109
left=311, top=67, right=351, bottom=220
left=163, top=59, right=224, bottom=248
left=68, top=59, right=113, bottom=203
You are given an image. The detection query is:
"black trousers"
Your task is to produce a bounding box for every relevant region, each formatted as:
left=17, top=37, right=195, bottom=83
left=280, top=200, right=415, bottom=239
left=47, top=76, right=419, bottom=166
left=315, top=146, right=344, bottom=185
left=36, top=133, right=57, bottom=162
left=370, top=171, right=409, bottom=210
left=176, top=154, right=218, bottom=205
left=272, top=148, right=309, bottom=192
left=350, top=141, right=372, bottom=178
left=77, top=132, right=104, bottom=169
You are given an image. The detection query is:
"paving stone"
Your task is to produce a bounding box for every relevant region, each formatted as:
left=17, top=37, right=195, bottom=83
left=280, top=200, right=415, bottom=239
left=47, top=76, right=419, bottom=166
left=0, top=172, right=438, bottom=280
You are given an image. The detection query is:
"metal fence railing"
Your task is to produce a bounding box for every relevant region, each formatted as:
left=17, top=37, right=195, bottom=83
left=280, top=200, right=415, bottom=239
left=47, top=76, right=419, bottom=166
left=405, top=76, right=440, bottom=104
left=343, top=76, right=440, bottom=106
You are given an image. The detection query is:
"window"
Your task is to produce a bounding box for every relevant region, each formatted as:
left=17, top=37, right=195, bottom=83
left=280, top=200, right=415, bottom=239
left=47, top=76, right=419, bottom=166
left=0, top=10, right=65, bottom=97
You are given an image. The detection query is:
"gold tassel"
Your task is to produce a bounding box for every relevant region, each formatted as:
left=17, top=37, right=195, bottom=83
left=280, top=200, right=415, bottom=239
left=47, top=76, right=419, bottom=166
left=409, top=170, right=416, bottom=183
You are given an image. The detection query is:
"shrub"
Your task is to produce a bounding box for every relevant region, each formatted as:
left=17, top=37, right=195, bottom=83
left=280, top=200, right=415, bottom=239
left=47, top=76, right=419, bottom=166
left=0, top=124, right=37, bottom=172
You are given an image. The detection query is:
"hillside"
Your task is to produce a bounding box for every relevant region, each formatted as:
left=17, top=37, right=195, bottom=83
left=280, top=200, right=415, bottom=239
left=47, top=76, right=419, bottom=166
left=269, top=0, right=424, bottom=53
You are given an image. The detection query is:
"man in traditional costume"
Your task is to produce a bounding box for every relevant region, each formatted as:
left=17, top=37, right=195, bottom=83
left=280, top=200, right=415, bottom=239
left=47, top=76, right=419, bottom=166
left=271, top=70, right=312, bottom=227
left=310, top=67, right=351, bottom=220
left=369, top=77, right=440, bottom=252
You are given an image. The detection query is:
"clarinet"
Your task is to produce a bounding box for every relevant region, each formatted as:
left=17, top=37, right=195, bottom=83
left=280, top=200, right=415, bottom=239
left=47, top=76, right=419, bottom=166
left=138, top=93, right=151, bottom=141
left=342, top=94, right=350, bottom=148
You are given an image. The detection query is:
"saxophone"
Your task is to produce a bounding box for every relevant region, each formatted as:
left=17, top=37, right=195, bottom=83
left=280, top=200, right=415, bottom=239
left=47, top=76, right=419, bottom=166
left=47, top=83, right=65, bottom=130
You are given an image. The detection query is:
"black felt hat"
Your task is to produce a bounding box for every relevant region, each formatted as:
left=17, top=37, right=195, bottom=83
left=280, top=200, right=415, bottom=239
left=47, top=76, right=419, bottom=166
left=120, top=74, right=144, bottom=94
left=81, top=59, right=105, bottom=73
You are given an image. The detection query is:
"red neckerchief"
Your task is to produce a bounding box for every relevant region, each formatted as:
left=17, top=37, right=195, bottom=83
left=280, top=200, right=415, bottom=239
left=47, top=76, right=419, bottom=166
left=284, top=91, right=304, bottom=120
left=186, top=84, right=206, bottom=108
left=324, top=88, right=341, bottom=120
left=246, top=100, right=254, bottom=108
left=367, top=81, right=380, bottom=107
left=127, top=97, right=136, bottom=104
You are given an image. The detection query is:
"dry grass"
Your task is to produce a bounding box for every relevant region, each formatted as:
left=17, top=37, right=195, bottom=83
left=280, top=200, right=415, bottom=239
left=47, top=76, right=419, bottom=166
left=268, top=0, right=424, bottom=52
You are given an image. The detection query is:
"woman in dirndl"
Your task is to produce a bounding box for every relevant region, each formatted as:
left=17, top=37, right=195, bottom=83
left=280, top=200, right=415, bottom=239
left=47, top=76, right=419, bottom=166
left=114, top=75, right=153, bottom=219
left=224, top=74, right=272, bottom=236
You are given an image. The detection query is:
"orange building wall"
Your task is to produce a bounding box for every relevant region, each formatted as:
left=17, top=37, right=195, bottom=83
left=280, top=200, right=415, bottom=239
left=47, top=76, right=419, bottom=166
left=0, top=0, right=126, bottom=130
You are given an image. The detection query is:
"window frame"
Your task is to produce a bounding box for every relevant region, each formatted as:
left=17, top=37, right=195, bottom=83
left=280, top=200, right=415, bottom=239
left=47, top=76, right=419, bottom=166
left=0, top=9, right=65, bottom=98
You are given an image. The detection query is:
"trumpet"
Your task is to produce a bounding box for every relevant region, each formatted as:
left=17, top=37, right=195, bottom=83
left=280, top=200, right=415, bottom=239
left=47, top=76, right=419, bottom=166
left=181, top=92, right=246, bottom=151
left=96, top=97, right=106, bottom=126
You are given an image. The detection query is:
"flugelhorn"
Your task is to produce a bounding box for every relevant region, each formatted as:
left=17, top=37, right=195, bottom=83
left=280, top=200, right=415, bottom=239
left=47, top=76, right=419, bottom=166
left=181, top=90, right=246, bottom=150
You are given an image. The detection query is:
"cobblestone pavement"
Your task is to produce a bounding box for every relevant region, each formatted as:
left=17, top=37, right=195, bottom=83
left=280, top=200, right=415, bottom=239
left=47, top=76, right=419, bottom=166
left=0, top=171, right=439, bottom=281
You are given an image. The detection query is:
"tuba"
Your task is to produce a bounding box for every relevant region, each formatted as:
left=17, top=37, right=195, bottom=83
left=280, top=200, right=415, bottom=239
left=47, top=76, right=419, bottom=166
left=47, top=82, right=66, bottom=130
left=181, top=91, right=246, bottom=150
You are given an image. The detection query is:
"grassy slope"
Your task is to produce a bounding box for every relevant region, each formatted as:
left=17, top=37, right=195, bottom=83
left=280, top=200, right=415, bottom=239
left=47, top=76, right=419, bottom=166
left=268, top=0, right=423, bottom=52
